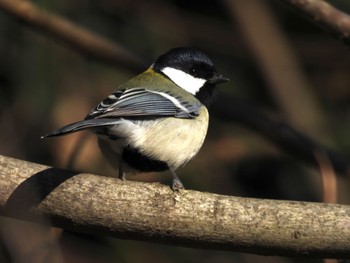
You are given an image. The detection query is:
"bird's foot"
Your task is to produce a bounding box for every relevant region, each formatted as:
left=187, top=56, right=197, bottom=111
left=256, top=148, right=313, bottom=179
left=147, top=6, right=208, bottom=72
left=118, top=171, right=126, bottom=181
left=170, top=169, right=184, bottom=191
left=172, top=178, right=184, bottom=191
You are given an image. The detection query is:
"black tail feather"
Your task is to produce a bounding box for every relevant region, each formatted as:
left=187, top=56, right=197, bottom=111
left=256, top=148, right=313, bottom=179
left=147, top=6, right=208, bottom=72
left=41, top=118, right=120, bottom=138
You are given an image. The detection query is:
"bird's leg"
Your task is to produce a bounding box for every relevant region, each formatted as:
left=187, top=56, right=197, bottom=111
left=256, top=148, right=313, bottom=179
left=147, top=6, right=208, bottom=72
left=118, top=158, right=126, bottom=180
left=170, top=169, right=184, bottom=191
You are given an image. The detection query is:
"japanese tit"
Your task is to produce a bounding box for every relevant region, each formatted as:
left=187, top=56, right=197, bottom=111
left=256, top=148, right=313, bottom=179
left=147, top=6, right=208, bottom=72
left=43, top=47, right=229, bottom=190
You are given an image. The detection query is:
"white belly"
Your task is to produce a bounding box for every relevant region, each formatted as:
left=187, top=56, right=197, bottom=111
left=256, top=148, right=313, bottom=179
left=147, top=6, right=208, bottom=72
left=97, top=107, right=209, bottom=173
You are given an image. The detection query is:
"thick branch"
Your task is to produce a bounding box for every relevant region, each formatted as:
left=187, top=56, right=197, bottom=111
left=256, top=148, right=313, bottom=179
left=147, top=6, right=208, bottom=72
left=0, top=0, right=145, bottom=72
left=0, top=155, right=349, bottom=258
left=279, top=0, right=350, bottom=45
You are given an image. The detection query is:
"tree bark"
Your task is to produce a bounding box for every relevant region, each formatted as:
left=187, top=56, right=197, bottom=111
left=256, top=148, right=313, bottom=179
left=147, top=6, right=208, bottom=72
left=0, top=155, right=349, bottom=258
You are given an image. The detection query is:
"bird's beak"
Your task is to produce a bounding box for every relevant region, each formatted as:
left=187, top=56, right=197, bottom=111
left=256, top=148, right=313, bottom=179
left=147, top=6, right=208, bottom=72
left=208, top=73, right=230, bottom=84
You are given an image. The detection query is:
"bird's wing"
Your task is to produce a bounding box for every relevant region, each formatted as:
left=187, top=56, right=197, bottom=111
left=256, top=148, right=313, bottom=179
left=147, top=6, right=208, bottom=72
left=86, top=88, right=201, bottom=120
left=42, top=88, right=202, bottom=138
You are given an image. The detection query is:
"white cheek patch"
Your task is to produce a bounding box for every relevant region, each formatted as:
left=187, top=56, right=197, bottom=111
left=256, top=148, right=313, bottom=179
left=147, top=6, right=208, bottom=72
left=161, top=67, right=206, bottom=95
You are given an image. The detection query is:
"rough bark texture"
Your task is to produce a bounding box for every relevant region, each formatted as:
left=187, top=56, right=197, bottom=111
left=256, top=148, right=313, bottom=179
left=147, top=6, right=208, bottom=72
left=0, top=155, right=350, bottom=258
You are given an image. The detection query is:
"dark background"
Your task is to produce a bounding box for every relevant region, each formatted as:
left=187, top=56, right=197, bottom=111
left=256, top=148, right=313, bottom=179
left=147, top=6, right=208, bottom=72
left=0, top=0, right=350, bottom=262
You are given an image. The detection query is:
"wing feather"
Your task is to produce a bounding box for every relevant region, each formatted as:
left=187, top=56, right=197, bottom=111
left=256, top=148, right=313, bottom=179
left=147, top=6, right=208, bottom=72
left=86, top=88, right=200, bottom=120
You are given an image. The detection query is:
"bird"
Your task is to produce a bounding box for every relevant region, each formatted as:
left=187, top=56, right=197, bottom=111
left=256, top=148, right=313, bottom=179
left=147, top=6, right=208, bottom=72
left=42, top=47, right=229, bottom=190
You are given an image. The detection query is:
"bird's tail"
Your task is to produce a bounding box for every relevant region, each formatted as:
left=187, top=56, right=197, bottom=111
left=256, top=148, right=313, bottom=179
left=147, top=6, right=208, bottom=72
left=41, top=118, right=120, bottom=138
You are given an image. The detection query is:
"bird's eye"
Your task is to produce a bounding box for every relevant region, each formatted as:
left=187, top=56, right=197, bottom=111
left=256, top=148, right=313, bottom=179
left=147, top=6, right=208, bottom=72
left=189, top=64, right=212, bottom=79
left=190, top=67, right=197, bottom=75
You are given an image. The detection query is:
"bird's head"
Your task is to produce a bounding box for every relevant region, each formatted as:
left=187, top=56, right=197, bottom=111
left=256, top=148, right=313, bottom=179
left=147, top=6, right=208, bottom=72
left=152, top=47, right=229, bottom=107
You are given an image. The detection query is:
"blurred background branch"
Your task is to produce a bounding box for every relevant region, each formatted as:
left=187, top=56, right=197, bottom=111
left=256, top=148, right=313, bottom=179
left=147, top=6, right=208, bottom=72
left=0, top=0, right=145, bottom=72
left=1, top=154, right=350, bottom=259
left=280, top=0, right=350, bottom=46
left=224, top=0, right=328, bottom=139
left=211, top=94, right=350, bottom=176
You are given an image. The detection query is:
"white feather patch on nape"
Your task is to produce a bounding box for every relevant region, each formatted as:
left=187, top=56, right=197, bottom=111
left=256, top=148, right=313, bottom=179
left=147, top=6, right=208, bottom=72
left=161, top=67, right=206, bottom=95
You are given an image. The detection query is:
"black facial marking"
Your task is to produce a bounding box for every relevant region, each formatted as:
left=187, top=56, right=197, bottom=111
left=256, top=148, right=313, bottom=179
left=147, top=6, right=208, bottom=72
left=123, top=145, right=169, bottom=172
left=153, top=47, right=217, bottom=80
left=188, top=63, right=215, bottom=80
left=194, top=83, right=217, bottom=108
